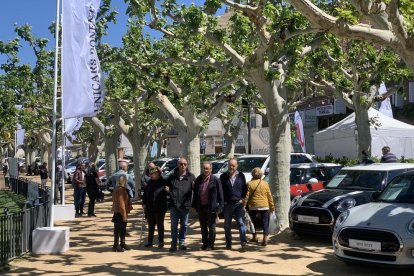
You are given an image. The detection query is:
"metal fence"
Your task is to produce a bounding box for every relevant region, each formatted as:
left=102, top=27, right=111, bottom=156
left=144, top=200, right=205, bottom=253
left=0, top=177, right=50, bottom=268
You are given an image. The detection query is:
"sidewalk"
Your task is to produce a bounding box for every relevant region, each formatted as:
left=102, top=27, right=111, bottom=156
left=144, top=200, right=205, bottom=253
left=4, top=183, right=403, bottom=276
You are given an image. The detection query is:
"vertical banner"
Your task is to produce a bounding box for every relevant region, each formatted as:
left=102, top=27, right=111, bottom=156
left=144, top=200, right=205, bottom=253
left=378, top=82, right=393, bottom=118
left=294, top=111, right=306, bottom=153
left=62, top=0, right=104, bottom=119
left=16, top=123, right=25, bottom=146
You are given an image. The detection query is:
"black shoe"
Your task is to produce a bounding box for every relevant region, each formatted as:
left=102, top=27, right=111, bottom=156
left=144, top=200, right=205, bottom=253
left=226, top=245, right=232, bottom=250
left=121, top=243, right=131, bottom=250
left=201, top=245, right=208, bottom=250
left=91, top=214, right=97, bottom=217
left=206, top=246, right=215, bottom=251
left=144, top=243, right=153, bottom=248
left=112, top=245, right=124, bottom=252
left=169, top=247, right=177, bottom=252
left=179, top=244, right=187, bottom=250
left=241, top=242, right=247, bottom=251
left=158, top=243, right=164, bottom=248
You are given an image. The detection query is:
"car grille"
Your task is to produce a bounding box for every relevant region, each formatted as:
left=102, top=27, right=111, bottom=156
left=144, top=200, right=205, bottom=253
left=343, top=250, right=397, bottom=262
left=338, top=228, right=401, bottom=253
left=291, top=207, right=333, bottom=225
left=291, top=222, right=333, bottom=235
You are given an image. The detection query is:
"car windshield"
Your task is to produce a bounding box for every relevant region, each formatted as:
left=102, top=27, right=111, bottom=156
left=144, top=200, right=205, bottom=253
left=211, top=162, right=221, bottom=174
left=291, top=154, right=314, bottom=164
left=379, top=174, right=414, bottom=203
left=65, top=160, right=78, bottom=168
left=325, top=170, right=385, bottom=191
left=153, top=160, right=166, bottom=167
left=237, top=157, right=267, bottom=172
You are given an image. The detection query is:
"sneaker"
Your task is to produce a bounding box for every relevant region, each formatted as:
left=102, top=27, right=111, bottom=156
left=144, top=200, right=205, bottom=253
left=241, top=242, right=247, bottom=249
left=261, top=241, right=268, bottom=247
left=121, top=244, right=131, bottom=250
left=250, top=237, right=259, bottom=243
left=169, top=247, right=177, bottom=252
left=179, top=244, right=187, bottom=250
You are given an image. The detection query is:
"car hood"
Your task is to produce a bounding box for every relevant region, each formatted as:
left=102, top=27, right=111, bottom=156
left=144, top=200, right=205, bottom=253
left=297, top=189, right=365, bottom=208
left=343, top=202, right=414, bottom=232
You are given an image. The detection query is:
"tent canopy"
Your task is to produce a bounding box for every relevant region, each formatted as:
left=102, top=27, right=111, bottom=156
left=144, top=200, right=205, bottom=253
left=314, top=108, right=414, bottom=159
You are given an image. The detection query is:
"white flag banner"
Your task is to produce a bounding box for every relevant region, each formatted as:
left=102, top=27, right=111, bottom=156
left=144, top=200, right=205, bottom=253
left=294, top=111, right=306, bottom=153
left=65, top=117, right=84, bottom=135
left=62, top=0, right=104, bottom=119
left=378, top=82, right=393, bottom=118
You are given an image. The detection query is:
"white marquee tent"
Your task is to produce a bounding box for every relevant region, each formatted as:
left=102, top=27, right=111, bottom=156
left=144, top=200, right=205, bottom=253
left=314, top=108, right=414, bottom=159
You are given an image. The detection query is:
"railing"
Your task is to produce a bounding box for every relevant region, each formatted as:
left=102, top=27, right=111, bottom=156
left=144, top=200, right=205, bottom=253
left=0, top=177, right=50, bottom=268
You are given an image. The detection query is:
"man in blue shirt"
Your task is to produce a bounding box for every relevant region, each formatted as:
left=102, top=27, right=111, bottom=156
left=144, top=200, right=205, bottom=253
left=108, top=161, right=135, bottom=199
left=220, top=159, right=247, bottom=250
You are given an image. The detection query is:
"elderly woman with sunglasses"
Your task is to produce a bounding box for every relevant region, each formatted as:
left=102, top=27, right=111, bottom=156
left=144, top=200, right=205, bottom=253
left=142, top=166, right=168, bottom=248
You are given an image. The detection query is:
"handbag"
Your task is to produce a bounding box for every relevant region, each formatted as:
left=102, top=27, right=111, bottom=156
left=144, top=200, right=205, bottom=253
left=244, top=210, right=256, bottom=233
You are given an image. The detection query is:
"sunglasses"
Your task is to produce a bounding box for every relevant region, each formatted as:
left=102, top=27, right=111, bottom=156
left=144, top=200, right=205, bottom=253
left=179, top=163, right=188, bottom=166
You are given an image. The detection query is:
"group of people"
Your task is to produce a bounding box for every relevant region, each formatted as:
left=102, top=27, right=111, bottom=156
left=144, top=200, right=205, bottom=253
left=111, top=157, right=275, bottom=253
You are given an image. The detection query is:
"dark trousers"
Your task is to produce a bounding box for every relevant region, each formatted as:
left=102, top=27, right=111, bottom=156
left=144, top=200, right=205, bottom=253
left=198, top=205, right=217, bottom=247
left=248, top=210, right=270, bottom=235
left=74, top=187, right=86, bottom=214
left=113, top=213, right=127, bottom=245
left=87, top=189, right=98, bottom=215
left=147, top=211, right=166, bottom=244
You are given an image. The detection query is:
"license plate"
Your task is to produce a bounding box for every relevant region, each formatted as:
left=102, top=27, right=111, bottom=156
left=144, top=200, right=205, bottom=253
left=349, top=239, right=381, bottom=251
left=297, top=215, right=319, bottom=223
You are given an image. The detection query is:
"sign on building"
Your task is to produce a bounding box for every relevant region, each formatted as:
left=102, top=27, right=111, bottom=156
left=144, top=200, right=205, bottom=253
left=316, top=105, right=334, bottom=116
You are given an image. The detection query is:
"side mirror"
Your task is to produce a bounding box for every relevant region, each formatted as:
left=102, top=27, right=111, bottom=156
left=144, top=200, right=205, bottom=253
left=371, top=191, right=381, bottom=201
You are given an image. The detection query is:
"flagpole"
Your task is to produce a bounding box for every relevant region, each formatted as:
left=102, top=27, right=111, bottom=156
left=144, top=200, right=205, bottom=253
left=61, top=118, right=66, bottom=205
left=50, top=0, right=61, bottom=228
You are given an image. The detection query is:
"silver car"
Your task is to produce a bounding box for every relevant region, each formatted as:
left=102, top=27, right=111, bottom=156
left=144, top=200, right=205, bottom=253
left=333, top=170, right=414, bottom=266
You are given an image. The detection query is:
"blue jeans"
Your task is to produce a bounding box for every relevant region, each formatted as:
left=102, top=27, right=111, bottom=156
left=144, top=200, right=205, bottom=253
left=74, top=187, right=86, bottom=214
left=223, top=202, right=247, bottom=246
left=170, top=206, right=189, bottom=248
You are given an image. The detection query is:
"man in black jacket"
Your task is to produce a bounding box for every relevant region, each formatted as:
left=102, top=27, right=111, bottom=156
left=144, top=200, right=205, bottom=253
left=220, top=158, right=247, bottom=250
left=166, top=157, right=195, bottom=252
left=192, top=161, right=223, bottom=250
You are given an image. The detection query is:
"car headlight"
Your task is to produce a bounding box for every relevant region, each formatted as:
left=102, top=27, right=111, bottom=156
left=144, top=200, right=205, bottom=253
left=408, top=218, right=414, bottom=235
left=336, top=198, right=356, bottom=212
left=335, top=210, right=350, bottom=229
left=291, top=195, right=301, bottom=207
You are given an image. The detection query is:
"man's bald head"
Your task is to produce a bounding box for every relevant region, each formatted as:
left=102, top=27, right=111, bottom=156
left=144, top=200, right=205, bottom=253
left=119, top=161, right=128, bottom=171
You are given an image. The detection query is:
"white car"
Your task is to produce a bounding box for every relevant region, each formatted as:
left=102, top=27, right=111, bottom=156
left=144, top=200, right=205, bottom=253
left=214, top=153, right=315, bottom=181
left=333, top=170, right=414, bottom=266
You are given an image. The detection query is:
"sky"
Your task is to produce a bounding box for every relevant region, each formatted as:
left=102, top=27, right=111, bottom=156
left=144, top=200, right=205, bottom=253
left=0, top=0, right=128, bottom=65
left=0, top=0, right=208, bottom=66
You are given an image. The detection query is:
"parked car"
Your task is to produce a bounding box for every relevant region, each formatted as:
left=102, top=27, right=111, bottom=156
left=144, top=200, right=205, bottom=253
left=289, top=163, right=414, bottom=236
left=214, top=153, right=315, bottom=181
left=264, top=163, right=342, bottom=198
left=96, top=159, right=106, bottom=177
left=152, top=157, right=179, bottom=174
left=211, top=159, right=228, bottom=175
left=333, top=170, right=414, bottom=266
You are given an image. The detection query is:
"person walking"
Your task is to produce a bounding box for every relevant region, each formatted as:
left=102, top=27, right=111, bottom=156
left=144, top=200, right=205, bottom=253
left=109, top=161, right=135, bottom=200
left=85, top=163, right=100, bottom=217
left=111, top=175, right=131, bottom=252
left=141, top=162, right=156, bottom=198
left=244, top=167, right=275, bottom=246
left=73, top=163, right=87, bottom=216
left=192, top=161, right=223, bottom=250
left=142, top=166, right=168, bottom=248
left=55, top=161, right=63, bottom=204
left=39, top=162, right=48, bottom=186
left=166, top=157, right=195, bottom=252
left=381, top=146, right=397, bottom=163
left=220, top=158, right=248, bottom=250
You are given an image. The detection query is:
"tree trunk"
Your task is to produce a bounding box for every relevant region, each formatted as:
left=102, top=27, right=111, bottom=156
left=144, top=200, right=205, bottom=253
left=180, top=130, right=201, bottom=176
left=88, top=141, right=99, bottom=163
left=132, top=140, right=150, bottom=199
left=104, top=131, right=120, bottom=177
left=223, top=132, right=236, bottom=158
left=354, top=106, right=371, bottom=159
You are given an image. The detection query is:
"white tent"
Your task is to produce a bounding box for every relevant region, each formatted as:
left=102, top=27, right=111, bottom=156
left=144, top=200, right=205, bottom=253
left=314, top=108, right=414, bottom=159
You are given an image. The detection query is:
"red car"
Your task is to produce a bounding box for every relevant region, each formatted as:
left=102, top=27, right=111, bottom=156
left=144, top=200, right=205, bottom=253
left=265, top=163, right=342, bottom=198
